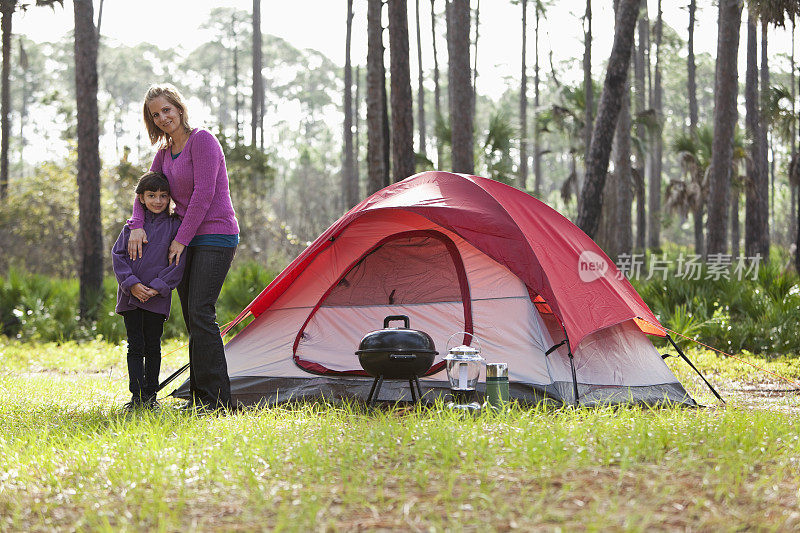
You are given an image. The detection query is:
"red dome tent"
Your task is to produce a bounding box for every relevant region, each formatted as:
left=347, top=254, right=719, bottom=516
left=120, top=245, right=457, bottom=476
left=175, top=172, right=696, bottom=407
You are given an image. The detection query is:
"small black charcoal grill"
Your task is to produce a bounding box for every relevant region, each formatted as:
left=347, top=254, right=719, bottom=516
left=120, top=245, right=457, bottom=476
left=356, top=315, right=438, bottom=404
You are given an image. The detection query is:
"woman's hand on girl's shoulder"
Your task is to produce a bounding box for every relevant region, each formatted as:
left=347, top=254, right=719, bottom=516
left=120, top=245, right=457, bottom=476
left=128, top=228, right=148, bottom=260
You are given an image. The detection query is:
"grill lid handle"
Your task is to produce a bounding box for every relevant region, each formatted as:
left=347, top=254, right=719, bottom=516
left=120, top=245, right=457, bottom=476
left=383, top=315, right=410, bottom=329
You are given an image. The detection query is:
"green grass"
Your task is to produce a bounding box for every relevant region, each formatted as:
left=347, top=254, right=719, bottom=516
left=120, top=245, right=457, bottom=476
left=1, top=339, right=799, bottom=531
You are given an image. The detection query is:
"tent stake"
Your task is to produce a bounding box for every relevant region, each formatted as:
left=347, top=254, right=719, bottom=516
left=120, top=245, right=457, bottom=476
left=563, top=328, right=580, bottom=407
left=666, top=334, right=725, bottom=404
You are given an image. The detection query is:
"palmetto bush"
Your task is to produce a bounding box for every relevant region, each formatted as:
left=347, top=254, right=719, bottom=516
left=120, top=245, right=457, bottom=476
left=633, top=253, right=800, bottom=356
left=0, top=261, right=279, bottom=344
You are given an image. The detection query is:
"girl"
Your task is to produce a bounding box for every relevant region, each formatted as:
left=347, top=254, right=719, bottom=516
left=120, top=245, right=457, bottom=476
left=112, top=171, right=185, bottom=410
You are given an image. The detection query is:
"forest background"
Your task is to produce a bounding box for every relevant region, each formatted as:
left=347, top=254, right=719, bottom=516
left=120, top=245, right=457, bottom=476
left=1, top=0, right=800, bottom=349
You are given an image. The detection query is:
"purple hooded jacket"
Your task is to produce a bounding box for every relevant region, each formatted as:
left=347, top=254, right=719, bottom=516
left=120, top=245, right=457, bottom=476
left=112, top=209, right=185, bottom=317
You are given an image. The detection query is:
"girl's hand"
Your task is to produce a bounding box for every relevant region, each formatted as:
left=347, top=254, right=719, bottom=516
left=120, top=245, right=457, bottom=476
left=130, top=283, right=152, bottom=302
left=169, top=240, right=186, bottom=266
left=128, top=228, right=148, bottom=260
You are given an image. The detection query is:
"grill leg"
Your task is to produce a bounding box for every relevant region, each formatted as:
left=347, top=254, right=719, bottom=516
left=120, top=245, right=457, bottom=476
left=413, top=374, right=423, bottom=400
left=408, top=377, right=417, bottom=403
left=367, top=375, right=384, bottom=405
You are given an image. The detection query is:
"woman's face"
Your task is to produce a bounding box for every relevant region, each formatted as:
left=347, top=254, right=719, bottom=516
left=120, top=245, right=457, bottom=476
left=147, top=95, right=182, bottom=137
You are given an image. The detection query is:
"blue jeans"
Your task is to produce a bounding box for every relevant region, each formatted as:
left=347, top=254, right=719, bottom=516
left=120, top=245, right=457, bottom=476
left=122, top=308, right=166, bottom=400
left=177, top=245, right=236, bottom=408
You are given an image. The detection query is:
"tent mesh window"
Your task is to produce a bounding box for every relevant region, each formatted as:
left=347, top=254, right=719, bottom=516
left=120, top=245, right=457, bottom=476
left=324, top=235, right=462, bottom=307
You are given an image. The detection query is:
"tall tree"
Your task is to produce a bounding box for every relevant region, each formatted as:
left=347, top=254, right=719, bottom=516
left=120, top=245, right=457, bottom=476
left=415, top=0, right=426, bottom=159
left=756, top=18, right=770, bottom=258
left=366, top=0, right=388, bottom=194
left=0, top=1, right=12, bottom=201
left=706, top=0, right=743, bottom=256
left=633, top=0, right=647, bottom=251
left=342, top=0, right=357, bottom=208
left=582, top=0, right=592, bottom=165
left=687, top=0, right=698, bottom=136
left=354, top=65, right=361, bottom=195
left=231, top=13, right=242, bottom=143
left=575, top=0, right=639, bottom=238
left=471, top=0, right=479, bottom=119
left=73, top=0, right=102, bottom=320
left=0, top=0, right=61, bottom=201
left=647, top=0, right=663, bottom=250
left=744, top=9, right=764, bottom=259
left=614, top=37, right=633, bottom=258
left=791, top=18, right=797, bottom=243
left=518, top=0, right=528, bottom=189
left=447, top=0, right=473, bottom=174
left=251, top=0, right=263, bottom=148
left=388, top=0, right=415, bottom=182
left=430, top=0, right=443, bottom=168
left=532, top=0, right=543, bottom=196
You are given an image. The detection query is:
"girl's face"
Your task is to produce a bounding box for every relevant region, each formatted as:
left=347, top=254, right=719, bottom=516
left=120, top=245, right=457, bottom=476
left=138, top=190, right=170, bottom=214
left=147, top=95, right=182, bottom=137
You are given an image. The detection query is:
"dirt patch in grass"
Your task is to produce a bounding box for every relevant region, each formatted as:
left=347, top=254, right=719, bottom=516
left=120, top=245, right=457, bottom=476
left=320, top=466, right=800, bottom=532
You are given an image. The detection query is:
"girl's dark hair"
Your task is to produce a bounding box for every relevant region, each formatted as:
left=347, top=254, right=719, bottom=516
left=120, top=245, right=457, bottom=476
left=135, top=171, right=170, bottom=195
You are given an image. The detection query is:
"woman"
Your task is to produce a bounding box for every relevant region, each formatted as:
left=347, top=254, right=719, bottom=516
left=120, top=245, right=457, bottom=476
left=127, top=83, right=239, bottom=410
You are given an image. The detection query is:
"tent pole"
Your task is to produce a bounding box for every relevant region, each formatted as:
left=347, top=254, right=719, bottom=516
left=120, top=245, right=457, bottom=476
left=158, top=363, right=190, bottom=393
left=563, top=327, right=580, bottom=407
left=666, top=334, right=725, bottom=404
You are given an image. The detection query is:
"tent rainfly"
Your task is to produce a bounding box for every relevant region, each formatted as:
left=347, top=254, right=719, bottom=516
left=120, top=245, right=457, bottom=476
left=175, top=171, right=700, bottom=407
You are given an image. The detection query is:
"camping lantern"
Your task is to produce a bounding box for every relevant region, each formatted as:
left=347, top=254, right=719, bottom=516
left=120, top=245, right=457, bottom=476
left=444, top=333, right=484, bottom=412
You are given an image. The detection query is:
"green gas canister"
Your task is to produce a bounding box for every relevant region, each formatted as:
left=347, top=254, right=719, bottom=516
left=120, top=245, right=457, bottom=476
left=485, top=363, right=509, bottom=408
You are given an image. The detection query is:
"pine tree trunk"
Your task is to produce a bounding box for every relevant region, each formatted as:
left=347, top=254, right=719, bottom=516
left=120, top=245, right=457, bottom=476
left=471, top=0, right=479, bottom=119
left=416, top=0, right=426, bottom=158
left=342, top=0, right=357, bottom=209
left=731, top=187, right=740, bottom=257
left=615, top=49, right=633, bottom=258
left=533, top=5, right=541, bottom=196
left=366, top=0, right=387, bottom=194
left=354, top=65, right=361, bottom=193
left=232, top=15, right=241, bottom=144
left=575, top=0, right=638, bottom=238
left=580, top=0, right=592, bottom=210
left=388, top=0, right=415, bottom=182
left=519, top=0, right=528, bottom=190
left=251, top=0, right=262, bottom=148
left=431, top=0, right=443, bottom=168
left=0, top=2, right=12, bottom=201
left=448, top=0, right=473, bottom=174
left=787, top=18, right=797, bottom=242
left=582, top=0, right=592, bottom=165
left=693, top=206, right=704, bottom=256
left=757, top=19, right=770, bottom=259
left=647, top=0, right=662, bottom=250
left=634, top=0, right=647, bottom=251
left=744, top=12, right=762, bottom=259
left=706, top=0, right=743, bottom=256
left=687, top=0, right=698, bottom=135
left=73, top=0, right=103, bottom=320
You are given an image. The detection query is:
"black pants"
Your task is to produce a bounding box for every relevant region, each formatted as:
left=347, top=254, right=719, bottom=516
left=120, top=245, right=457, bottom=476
left=122, top=308, right=166, bottom=400
left=178, top=245, right=236, bottom=408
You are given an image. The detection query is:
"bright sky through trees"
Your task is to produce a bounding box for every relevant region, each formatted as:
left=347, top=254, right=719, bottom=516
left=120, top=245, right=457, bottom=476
left=18, top=0, right=794, bottom=97
left=10, top=0, right=796, bottom=164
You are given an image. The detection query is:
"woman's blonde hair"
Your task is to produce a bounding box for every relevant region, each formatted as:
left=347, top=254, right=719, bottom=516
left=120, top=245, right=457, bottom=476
left=142, top=83, right=192, bottom=147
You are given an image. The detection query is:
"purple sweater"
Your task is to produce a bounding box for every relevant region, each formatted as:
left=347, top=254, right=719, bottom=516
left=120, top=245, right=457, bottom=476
left=128, top=129, right=239, bottom=246
left=112, top=210, right=185, bottom=317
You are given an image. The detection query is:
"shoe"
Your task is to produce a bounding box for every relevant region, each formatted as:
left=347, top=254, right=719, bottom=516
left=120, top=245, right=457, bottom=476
left=142, top=394, right=160, bottom=410
left=122, top=398, right=143, bottom=412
